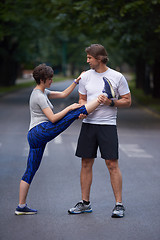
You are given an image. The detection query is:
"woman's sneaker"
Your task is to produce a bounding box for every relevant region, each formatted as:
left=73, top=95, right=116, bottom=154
left=111, top=204, right=125, bottom=218
left=68, top=200, right=92, bottom=214
left=15, top=204, right=37, bottom=215
left=102, top=77, right=115, bottom=98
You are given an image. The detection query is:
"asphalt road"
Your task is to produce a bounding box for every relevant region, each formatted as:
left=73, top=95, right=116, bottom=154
left=0, top=80, right=160, bottom=240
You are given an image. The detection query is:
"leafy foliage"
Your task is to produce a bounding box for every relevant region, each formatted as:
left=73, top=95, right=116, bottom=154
left=0, top=0, right=160, bottom=97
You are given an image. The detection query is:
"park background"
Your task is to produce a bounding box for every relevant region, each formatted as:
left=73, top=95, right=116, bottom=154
left=0, top=0, right=160, bottom=113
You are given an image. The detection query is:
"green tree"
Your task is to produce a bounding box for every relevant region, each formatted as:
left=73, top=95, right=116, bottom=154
left=0, top=0, right=58, bottom=86
left=1, top=0, right=160, bottom=99
left=116, top=1, right=160, bottom=97
left=0, top=0, right=89, bottom=85
left=51, top=0, right=160, bottom=98
left=0, top=1, right=37, bottom=85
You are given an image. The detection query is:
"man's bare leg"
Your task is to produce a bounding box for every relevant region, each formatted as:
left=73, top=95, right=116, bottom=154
left=81, top=158, right=94, bottom=201
left=105, top=159, right=122, bottom=203
left=68, top=158, right=94, bottom=214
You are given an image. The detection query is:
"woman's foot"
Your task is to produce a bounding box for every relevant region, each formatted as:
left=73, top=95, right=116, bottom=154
left=15, top=204, right=37, bottom=215
left=102, top=77, right=115, bottom=98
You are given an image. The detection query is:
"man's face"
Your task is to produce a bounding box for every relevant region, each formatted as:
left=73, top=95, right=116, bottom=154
left=87, top=54, right=100, bottom=70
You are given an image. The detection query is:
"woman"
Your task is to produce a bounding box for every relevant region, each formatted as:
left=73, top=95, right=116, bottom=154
left=15, top=63, right=105, bottom=215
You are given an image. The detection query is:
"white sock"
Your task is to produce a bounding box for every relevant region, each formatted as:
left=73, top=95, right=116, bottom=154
left=116, top=202, right=123, bottom=206
left=18, top=203, right=26, bottom=208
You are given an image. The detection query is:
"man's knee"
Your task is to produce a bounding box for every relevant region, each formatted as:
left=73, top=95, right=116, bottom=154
left=82, top=158, right=94, bottom=169
left=105, top=159, right=119, bottom=172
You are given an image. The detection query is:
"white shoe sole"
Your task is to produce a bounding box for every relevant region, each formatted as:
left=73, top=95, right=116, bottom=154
left=68, top=209, right=92, bottom=214
left=15, top=211, right=37, bottom=215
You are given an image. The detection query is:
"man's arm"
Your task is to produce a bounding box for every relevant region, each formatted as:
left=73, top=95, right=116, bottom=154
left=78, top=93, right=87, bottom=119
left=101, top=92, right=131, bottom=108
left=112, top=92, right=131, bottom=108
left=79, top=93, right=87, bottom=105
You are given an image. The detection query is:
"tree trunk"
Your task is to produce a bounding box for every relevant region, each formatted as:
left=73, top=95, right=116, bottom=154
left=70, top=63, right=76, bottom=76
left=144, top=65, right=151, bottom=94
left=0, top=38, right=19, bottom=86
left=135, top=58, right=146, bottom=89
left=0, top=56, right=18, bottom=86
left=152, top=57, right=160, bottom=98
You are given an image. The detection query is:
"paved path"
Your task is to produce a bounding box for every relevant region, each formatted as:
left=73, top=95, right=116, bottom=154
left=0, top=81, right=160, bottom=240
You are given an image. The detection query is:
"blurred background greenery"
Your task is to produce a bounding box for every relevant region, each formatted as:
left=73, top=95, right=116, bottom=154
left=0, top=0, right=160, bottom=107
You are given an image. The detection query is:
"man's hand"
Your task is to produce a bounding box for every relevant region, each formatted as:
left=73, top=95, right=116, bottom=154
left=97, top=94, right=111, bottom=105
left=78, top=113, right=87, bottom=119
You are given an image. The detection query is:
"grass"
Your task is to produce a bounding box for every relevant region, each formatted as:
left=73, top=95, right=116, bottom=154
left=0, top=75, right=72, bottom=94
left=0, top=81, right=35, bottom=94
left=129, top=79, right=160, bottom=114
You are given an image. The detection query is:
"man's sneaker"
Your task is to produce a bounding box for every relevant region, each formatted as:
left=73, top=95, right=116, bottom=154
left=15, top=204, right=37, bottom=215
left=68, top=200, right=92, bottom=214
left=102, top=77, right=115, bottom=98
left=111, top=204, right=125, bottom=218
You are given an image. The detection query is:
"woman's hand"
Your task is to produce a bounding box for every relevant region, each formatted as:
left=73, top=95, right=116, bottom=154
left=75, top=71, right=85, bottom=84
left=68, top=103, right=82, bottom=111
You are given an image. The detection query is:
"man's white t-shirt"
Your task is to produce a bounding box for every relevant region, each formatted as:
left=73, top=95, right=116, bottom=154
left=78, top=68, right=130, bottom=125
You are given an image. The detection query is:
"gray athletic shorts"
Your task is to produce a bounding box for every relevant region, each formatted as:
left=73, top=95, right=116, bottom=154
left=75, top=123, right=119, bottom=160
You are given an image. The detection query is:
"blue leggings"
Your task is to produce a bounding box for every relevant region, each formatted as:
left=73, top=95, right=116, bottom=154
left=22, top=105, right=88, bottom=184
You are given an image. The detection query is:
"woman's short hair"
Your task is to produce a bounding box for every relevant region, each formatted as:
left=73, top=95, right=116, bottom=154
left=85, top=44, right=109, bottom=64
left=33, top=63, right=54, bottom=84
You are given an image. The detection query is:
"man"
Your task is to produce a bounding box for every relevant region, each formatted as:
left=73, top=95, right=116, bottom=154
left=68, top=44, right=131, bottom=218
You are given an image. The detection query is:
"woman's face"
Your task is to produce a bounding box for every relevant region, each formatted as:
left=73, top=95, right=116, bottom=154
left=44, top=78, right=53, bottom=88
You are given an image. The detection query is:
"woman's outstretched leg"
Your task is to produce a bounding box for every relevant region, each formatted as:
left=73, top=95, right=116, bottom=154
left=42, top=97, right=103, bottom=142
left=84, top=97, right=101, bottom=114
